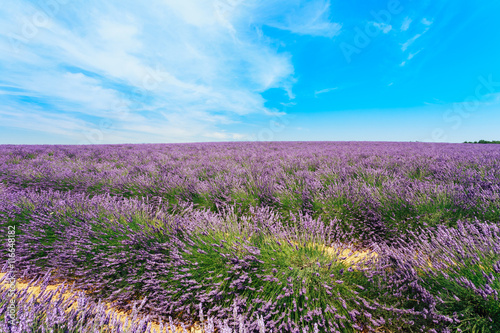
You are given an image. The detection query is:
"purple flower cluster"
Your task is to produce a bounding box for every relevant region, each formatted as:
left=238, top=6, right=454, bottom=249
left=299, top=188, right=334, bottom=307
left=1, top=142, right=499, bottom=242
left=0, top=270, right=266, bottom=333
left=0, top=142, right=499, bottom=332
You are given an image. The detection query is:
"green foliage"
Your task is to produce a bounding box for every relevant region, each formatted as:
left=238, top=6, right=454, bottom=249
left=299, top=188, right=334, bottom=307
left=421, top=258, right=500, bottom=332
left=464, top=140, right=500, bottom=144
left=169, top=229, right=374, bottom=332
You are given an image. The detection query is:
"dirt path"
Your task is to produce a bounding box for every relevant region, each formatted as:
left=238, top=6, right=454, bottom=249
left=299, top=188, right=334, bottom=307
left=0, top=272, right=203, bottom=333
left=288, top=241, right=378, bottom=265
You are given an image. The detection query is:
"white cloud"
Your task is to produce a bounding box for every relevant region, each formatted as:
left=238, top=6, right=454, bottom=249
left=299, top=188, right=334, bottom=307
left=401, top=17, right=412, bottom=31
left=252, top=0, right=341, bottom=38
left=0, top=105, right=93, bottom=139
left=400, top=18, right=432, bottom=55
left=314, top=87, right=338, bottom=97
left=421, top=18, right=433, bottom=26
left=203, top=131, right=246, bottom=140
left=407, top=49, right=422, bottom=60
left=399, top=48, right=422, bottom=66
left=0, top=0, right=340, bottom=143
left=401, top=33, right=422, bottom=51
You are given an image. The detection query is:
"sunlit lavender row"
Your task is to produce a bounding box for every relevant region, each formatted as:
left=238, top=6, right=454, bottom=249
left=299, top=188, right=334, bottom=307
left=1, top=142, right=500, bottom=332
left=0, top=270, right=271, bottom=333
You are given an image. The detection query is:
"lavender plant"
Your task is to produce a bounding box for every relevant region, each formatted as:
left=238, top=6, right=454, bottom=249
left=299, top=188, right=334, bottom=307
left=0, top=270, right=259, bottom=333
left=1, top=142, right=500, bottom=332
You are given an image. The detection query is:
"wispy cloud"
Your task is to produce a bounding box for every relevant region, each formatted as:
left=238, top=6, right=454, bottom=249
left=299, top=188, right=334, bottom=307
left=407, top=49, right=422, bottom=60
left=421, top=18, right=433, bottom=26
left=255, top=0, right=342, bottom=38
left=314, top=87, right=338, bottom=97
left=401, top=33, right=422, bottom=51
left=400, top=18, right=433, bottom=52
left=401, top=17, right=412, bottom=31
left=0, top=0, right=340, bottom=143
left=399, top=48, right=423, bottom=67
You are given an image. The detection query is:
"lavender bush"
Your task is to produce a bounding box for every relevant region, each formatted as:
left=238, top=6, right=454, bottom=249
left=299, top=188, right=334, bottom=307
left=1, top=142, right=500, bottom=332
left=0, top=270, right=260, bottom=333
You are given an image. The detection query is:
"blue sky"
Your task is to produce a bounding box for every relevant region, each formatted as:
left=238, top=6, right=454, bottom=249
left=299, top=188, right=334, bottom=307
left=1, top=0, right=499, bottom=144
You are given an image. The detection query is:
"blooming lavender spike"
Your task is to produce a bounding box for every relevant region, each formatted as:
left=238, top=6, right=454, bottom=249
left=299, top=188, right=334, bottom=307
left=169, top=316, right=178, bottom=333
left=199, top=302, right=204, bottom=326
left=257, top=315, right=266, bottom=333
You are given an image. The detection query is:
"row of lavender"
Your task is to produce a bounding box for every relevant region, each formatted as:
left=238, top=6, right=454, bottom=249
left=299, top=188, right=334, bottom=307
left=0, top=269, right=269, bottom=333
left=1, top=142, right=499, bottom=244
left=1, top=142, right=500, bottom=331
left=1, top=181, right=499, bottom=332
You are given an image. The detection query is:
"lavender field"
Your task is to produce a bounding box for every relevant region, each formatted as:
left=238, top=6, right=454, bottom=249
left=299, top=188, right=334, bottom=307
left=1, top=142, right=500, bottom=332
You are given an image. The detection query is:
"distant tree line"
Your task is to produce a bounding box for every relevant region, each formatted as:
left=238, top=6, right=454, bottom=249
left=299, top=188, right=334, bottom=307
left=464, top=140, right=500, bottom=144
